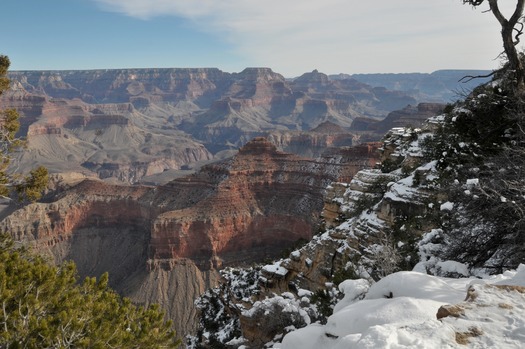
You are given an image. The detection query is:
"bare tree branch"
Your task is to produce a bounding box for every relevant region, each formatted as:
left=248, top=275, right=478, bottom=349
left=462, top=0, right=525, bottom=88
left=459, top=70, right=498, bottom=83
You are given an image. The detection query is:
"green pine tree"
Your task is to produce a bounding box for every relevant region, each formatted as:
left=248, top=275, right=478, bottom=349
left=0, top=54, right=48, bottom=202
left=0, top=234, right=181, bottom=348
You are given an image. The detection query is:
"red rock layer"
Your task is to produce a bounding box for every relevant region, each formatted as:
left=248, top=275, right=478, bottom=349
left=148, top=138, right=330, bottom=268
left=2, top=137, right=380, bottom=271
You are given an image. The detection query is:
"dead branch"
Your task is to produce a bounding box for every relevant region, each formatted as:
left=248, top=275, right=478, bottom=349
left=459, top=70, right=498, bottom=83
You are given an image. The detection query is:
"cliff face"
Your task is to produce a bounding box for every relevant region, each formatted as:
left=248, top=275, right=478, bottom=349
left=146, top=137, right=380, bottom=269
left=266, top=121, right=356, bottom=158
left=149, top=138, right=341, bottom=269
left=1, top=137, right=380, bottom=338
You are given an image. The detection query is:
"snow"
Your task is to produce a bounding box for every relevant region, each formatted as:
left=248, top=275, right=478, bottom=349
left=226, top=337, right=246, bottom=346
left=333, top=279, right=370, bottom=313
left=383, top=175, right=421, bottom=203
left=494, top=264, right=525, bottom=286
left=243, top=294, right=312, bottom=326
left=297, top=288, right=313, bottom=297
left=417, top=160, right=437, bottom=171
left=279, top=325, right=328, bottom=349
left=435, top=260, right=469, bottom=277
left=326, top=297, right=445, bottom=337
left=364, top=271, right=464, bottom=303
left=466, top=178, right=479, bottom=187
left=276, top=266, right=525, bottom=349
left=263, top=261, right=289, bottom=277
left=440, top=202, right=454, bottom=211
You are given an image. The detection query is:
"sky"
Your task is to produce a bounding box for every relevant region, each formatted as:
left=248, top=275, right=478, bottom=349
left=1, top=0, right=521, bottom=77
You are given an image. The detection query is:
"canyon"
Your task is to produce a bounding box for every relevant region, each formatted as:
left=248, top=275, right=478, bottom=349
left=0, top=67, right=450, bottom=342
left=3, top=68, right=423, bottom=183
left=0, top=137, right=381, bottom=338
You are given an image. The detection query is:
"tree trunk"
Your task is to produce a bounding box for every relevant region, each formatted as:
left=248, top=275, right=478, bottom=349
left=488, top=0, right=525, bottom=88
left=502, top=24, right=525, bottom=88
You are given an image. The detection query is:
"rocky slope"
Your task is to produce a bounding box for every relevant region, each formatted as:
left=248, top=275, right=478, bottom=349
left=186, top=123, right=447, bottom=347
left=349, top=103, right=445, bottom=141
left=1, top=137, right=380, bottom=340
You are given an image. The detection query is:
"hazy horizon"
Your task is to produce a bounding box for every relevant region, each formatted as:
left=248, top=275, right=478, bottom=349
left=7, top=67, right=493, bottom=79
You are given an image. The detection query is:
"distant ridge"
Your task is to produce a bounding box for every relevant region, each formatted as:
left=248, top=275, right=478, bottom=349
left=343, top=69, right=491, bottom=102
left=3, top=67, right=421, bottom=181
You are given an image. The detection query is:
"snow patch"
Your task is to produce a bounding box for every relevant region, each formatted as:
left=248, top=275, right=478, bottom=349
left=440, top=201, right=454, bottom=211
left=263, top=261, right=289, bottom=277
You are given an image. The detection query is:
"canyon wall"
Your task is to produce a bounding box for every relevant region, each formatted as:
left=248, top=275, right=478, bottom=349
left=3, top=82, right=213, bottom=182
left=0, top=137, right=380, bottom=339
left=3, top=68, right=418, bottom=183
left=0, top=67, right=448, bottom=341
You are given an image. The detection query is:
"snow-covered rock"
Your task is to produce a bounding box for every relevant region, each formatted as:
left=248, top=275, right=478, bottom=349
left=277, top=266, right=525, bottom=349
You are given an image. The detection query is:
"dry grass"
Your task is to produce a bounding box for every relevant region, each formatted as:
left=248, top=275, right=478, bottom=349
left=455, top=327, right=483, bottom=345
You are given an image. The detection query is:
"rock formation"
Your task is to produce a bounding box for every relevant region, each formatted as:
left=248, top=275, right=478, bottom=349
left=1, top=137, right=380, bottom=339
left=349, top=103, right=445, bottom=141
left=266, top=121, right=356, bottom=158
left=4, top=68, right=417, bottom=181
left=2, top=83, right=213, bottom=183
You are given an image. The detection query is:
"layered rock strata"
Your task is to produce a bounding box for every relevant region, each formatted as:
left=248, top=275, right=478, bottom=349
left=1, top=137, right=380, bottom=338
left=266, top=121, right=356, bottom=158
left=2, top=85, right=213, bottom=182
left=5, top=68, right=416, bottom=169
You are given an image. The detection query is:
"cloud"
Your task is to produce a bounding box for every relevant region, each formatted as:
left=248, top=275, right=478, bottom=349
left=92, top=0, right=516, bottom=75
